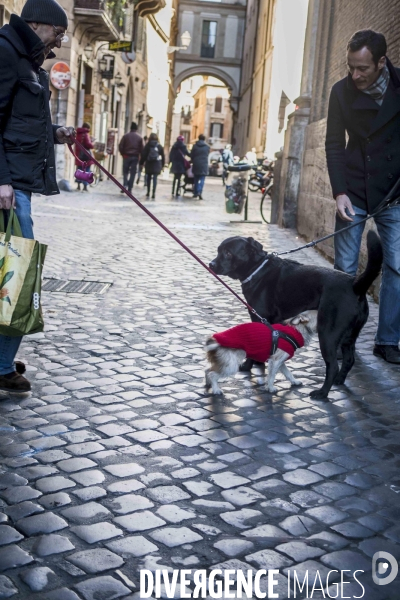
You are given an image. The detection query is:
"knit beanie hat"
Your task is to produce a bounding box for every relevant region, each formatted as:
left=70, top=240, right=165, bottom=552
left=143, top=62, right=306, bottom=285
left=21, top=0, right=68, bottom=29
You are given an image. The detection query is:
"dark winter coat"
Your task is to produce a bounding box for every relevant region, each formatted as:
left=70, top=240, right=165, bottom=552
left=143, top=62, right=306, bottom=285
left=75, top=127, right=94, bottom=167
left=191, top=139, right=210, bottom=176
left=140, top=140, right=165, bottom=175
left=326, top=57, right=400, bottom=213
left=118, top=131, right=143, bottom=158
left=169, top=140, right=189, bottom=174
left=0, top=15, right=62, bottom=195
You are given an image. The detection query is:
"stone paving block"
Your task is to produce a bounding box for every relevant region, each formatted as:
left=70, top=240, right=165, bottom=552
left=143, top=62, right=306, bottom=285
left=19, top=567, right=57, bottom=592
left=39, top=492, right=72, bottom=509
left=149, top=526, right=202, bottom=547
left=0, top=486, right=41, bottom=504
left=220, top=509, right=263, bottom=529
left=307, top=531, right=349, bottom=551
left=61, top=502, right=111, bottom=523
left=0, top=473, right=28, bottom=489
left=106, top=535, right=159, bottom=557
left=213, top=538, right=254, bottom=557
left=107, top=494, right=154, bottom=514
left=57, top=457, right=97, bottom=473
left=210, top=472, right=250, bottom=489
left=245, top=548, right=293, bottom=569
left=330, top=521, right=374, bottom=539
left=182, top=481, right=216, bottom=497
left=71, top=522, right=123, bottom=544
left=42, top=588, right=81, bottom=600
left=75, top=576, right=131, bottom=600
left=305, top=505, right=349, bottom=525
left=114, top=511, right=166, bottom=532
left=0, top=575, right=18, bottom=598
left=107, top=479, right=145, bottom=494
left=221, top=486, right=265, bottom=506
left=282, top=469, right=324, bottom=486
left=36, top=476, right=76, bottom=493
left=32, top=533, right=75, bottom=556
left=17, top=512, right=68, bottom=535
left=313, top=481, right=357, bottom=500
left=320, top=549, right=371, bottom=572
left=242, top=523, right=290, bottom=539
left=104, top=463, right=145, bottom=478
left=0, top=545, right=33, bottom=572
left=146, top=485, right=190, bottom=503
left=276, top=540, right=325, bottom=562
left=0, top=525, right=24, bottom=546
left=68, top=548, right=124, bottom=573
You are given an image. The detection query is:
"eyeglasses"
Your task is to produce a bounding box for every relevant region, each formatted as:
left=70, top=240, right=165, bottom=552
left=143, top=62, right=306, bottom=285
left=52, top=25, right=68, bottom=43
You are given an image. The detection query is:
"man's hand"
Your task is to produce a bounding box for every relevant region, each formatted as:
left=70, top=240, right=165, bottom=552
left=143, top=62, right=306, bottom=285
left=336, top=194, right=355, bottom=221
left=56, top=126, right=76, bottom=144
left=0, top=185, right=15, bottom=210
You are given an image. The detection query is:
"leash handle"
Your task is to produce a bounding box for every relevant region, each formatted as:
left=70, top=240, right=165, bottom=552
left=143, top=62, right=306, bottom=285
left=71, top=138, right=264, bottom=321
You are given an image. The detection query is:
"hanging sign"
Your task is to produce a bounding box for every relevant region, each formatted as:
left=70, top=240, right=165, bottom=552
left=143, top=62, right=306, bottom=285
left=109, top=40, right=133, bottom=52
left=50, top=61, right=71, bottom=90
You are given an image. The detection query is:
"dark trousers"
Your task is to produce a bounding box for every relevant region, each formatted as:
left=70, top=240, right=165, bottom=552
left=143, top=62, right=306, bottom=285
left=123, top=156, right=139, bottom=190
left=146, top=174, right=158, bottom=196
left=172, top=174, right=183, bottom=195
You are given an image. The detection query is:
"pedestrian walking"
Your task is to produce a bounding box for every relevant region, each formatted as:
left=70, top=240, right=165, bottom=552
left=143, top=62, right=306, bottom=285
left=140, top=133, right=165, bottom=199
left=0, top=0, right=75, bottom=391
left=75, top=122, right=94, bottom=192
left=191, top=134, right=210, bottom=199
left=326, top=29, right=400, bottom=364
left=169, top=135, right=190, bottom=197
left=221, top=143, right=234, bottom=185
left=118, top=122, right=143, bottom=193
left=136, top=135, right=147, bottom=186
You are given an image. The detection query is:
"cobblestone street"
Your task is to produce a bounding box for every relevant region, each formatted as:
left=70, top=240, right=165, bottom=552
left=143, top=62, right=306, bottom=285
left=0, top=176, right=399, bottom=599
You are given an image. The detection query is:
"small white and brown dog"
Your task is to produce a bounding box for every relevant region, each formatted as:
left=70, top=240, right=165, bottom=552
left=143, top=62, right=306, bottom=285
left=205, top=310, right=318, bottom=395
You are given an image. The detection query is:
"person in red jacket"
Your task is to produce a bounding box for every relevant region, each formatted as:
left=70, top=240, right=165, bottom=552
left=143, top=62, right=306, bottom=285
left=75, top=122, right=94, bottom=191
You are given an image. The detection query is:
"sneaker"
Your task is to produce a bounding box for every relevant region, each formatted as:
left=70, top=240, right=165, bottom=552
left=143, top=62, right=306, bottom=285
left=373, top=344, right=400, bottom=364
left=0, top=370, right=31, bottom=393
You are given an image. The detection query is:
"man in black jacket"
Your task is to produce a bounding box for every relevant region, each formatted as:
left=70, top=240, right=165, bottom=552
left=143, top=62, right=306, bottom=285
left=326, top=30, right=400, bottom=364
left=0, top=0, right=75, bottom=391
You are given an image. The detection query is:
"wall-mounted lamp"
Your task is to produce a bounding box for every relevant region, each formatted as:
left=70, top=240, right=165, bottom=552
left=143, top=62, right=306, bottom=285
left=114, top=72, right=125, bottom=88
left=167, top=31, right=191, bottom=54
left=83, top=43, right=94, bottom=60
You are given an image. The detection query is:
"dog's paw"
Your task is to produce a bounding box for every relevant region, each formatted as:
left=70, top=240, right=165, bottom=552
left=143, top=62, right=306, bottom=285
left=212, top=389, right=223, bottom=396
left=310, top=389, right=329, bottom=400
left=267, top=386, right=278, bottom=394
left=291, top=379, right=302, bottom=387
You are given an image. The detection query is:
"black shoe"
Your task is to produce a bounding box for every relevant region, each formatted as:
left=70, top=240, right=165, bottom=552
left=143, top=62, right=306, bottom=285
left=373, top=344, right=400, bottom=364
left=146, top=193, right=150, bottom=198
left=0, top=369, right=31, bottom=393
left=120, top=189, right=125, bottom=194
left=193, top=195, right=198, bottom=199
left=151, top=194, right=155, bottom=199
left=199, top=194, right=203, bottom=200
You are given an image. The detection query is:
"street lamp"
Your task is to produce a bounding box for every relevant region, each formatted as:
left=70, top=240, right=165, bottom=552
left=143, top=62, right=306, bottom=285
left=83, top=43, right=94, bottom=60
left=114, top=72, right=125, bottom=88
left=98, top=56, right=108, bottom=73
left=167, top=31, right=191, bottom=54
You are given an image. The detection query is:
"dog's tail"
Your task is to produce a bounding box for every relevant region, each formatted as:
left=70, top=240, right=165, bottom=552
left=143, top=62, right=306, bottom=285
left=352, top=230, right=383, bottom=296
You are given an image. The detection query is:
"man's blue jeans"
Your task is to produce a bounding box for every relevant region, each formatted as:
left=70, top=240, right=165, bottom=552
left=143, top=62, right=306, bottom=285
left=334, top=203, right=400, bottom=346
left=0, top=190, right=34, bottom=375
left=194, top=175, right=205, bottom=196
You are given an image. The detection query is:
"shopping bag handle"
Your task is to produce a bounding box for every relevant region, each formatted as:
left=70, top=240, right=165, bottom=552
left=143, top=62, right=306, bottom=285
left=0, top=209, right=23, bottom=240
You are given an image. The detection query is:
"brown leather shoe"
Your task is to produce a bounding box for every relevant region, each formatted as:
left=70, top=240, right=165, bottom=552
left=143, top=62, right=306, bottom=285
left=0, top=370, right=31, bottom=393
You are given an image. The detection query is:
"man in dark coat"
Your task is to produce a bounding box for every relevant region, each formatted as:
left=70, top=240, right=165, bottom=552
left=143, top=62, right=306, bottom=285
left=191, top=134, right=210, bottom=199
left=118, top=122, right=143, bottom=193
left=0, top=0, right=75, bottom=391
left=326, top=29, right=400, bottom=364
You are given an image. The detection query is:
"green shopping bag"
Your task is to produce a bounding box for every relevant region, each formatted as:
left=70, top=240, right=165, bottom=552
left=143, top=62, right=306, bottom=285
left=0, top=209, right=47, bottom=336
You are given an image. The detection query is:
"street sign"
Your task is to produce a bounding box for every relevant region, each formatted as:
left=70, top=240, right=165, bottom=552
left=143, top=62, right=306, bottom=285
left=50, top=61, right=71, bottom=90
left=109, top=40, right=133, bottom=52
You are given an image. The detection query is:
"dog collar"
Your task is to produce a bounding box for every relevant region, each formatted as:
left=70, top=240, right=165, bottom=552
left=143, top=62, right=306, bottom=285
left=241, top=258, right=269, bottom=284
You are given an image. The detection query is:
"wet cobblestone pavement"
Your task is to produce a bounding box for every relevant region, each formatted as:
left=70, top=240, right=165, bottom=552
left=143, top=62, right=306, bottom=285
left=0, top=177, right=399, bottom=599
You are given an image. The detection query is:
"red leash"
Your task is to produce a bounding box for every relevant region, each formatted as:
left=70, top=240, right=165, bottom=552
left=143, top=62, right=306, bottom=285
left=68, top=140, right=265, bottom=322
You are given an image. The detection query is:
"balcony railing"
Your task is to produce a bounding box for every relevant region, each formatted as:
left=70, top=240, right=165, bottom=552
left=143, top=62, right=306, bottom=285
left=74, top=0, right=122, bottom=41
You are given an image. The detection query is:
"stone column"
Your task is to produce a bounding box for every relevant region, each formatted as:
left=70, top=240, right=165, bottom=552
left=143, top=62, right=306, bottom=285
left=276, top=0, right=320, bottom=228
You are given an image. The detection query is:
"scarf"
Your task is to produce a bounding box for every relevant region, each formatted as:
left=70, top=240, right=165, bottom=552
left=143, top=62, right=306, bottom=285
left=362, top=64, right=390, bottom=105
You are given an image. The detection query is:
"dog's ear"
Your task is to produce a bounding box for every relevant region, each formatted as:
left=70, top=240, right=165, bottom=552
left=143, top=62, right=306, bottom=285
left=246, top=237, right=263, bottom=254
left=291, top=316, right=301, bottom=326
left=298, top=312, right=310, bottom=324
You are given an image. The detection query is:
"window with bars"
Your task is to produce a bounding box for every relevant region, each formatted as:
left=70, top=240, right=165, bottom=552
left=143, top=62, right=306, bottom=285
left=210, top=122, right=223, bottom=138
left=201, top=21, right=217, bottom=58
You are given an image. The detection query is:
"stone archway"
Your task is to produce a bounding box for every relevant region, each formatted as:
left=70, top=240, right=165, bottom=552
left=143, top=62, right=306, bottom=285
left=173, top=66, right=239, bottom=111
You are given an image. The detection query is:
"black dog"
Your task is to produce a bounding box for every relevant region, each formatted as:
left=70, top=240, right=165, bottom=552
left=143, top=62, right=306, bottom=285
left=210, top=231, right=383, bottom=399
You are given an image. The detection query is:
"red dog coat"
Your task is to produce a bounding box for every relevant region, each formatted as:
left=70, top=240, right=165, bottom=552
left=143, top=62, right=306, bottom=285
left=213, top=322, right=304, bottom=363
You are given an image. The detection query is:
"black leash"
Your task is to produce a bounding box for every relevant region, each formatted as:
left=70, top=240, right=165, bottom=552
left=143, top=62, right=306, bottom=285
left=275, top=177, right=400, bottom=257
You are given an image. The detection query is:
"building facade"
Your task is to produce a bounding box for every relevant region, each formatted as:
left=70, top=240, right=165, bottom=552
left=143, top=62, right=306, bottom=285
left=190, top=79, right=232, bottom=149
left=172, top=0, right=246, bottom=151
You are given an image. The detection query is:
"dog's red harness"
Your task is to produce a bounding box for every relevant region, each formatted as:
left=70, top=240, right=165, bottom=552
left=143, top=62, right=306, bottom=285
left=213, top=322, right=304, bottom=362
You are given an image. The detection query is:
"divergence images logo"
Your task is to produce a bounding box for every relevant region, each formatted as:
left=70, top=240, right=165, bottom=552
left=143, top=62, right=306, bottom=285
left=372, top=552, right=398, bottom=586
